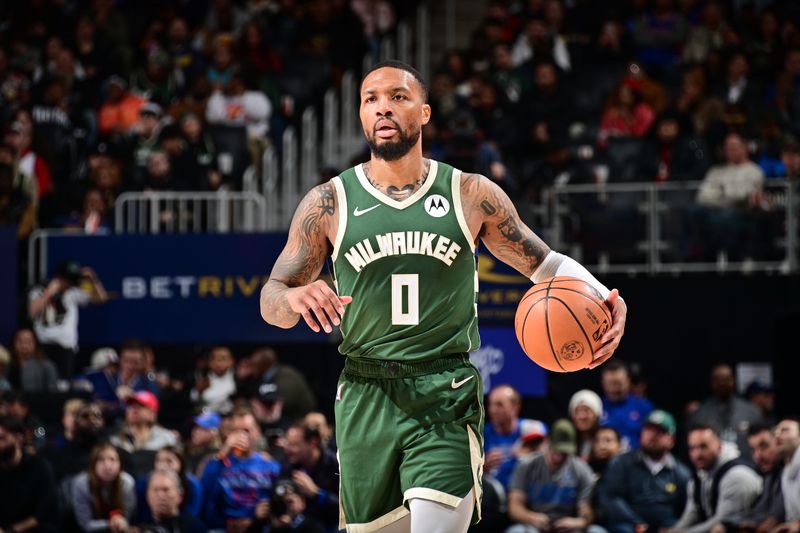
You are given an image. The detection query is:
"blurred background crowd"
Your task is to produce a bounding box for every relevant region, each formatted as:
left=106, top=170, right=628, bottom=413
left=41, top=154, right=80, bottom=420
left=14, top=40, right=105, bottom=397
left=1, top=0, right=799, bottom=532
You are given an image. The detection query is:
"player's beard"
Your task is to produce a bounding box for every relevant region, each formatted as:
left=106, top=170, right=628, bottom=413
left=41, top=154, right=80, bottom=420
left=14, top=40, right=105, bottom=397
left=366, top=122, right=421, bottom=161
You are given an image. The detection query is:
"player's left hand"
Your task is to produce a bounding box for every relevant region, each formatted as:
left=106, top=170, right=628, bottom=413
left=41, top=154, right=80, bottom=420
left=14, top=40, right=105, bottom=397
left=292, top=470, right=320, bottom=497
left=590, top=289, right=626, bottom=369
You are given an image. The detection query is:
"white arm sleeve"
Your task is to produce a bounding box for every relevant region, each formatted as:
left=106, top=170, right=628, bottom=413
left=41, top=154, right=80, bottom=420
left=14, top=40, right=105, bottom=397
left=530, top=251, right=611, bottom=300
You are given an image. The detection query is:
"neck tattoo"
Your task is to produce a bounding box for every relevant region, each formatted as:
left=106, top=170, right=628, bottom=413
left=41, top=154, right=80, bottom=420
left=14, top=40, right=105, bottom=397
left=364, top=160, right=430, bottom=200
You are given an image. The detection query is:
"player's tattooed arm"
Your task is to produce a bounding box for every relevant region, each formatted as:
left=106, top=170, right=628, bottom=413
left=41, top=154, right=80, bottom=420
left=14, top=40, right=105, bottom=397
left=461, top=173, right=550, bottom=277
left=261, top=183, right=349, bottom=332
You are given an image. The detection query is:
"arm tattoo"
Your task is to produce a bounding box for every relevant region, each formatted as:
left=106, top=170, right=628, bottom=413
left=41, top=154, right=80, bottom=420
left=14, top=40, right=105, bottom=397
left=463, top=173, right=549, bottom=276
left=261, top=183, right=335, bottom=326
left=278, top=183, right=334, bottom=286
left=480, top=199, right=497, bottom=215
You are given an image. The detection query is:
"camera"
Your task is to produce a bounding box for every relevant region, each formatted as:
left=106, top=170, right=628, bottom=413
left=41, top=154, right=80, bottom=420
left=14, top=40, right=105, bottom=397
left=270, top=479, right=297, bottom=517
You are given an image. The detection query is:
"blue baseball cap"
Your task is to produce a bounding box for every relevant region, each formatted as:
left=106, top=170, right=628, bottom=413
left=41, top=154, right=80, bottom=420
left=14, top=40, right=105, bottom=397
left=194, top=412, right=221, bottom=430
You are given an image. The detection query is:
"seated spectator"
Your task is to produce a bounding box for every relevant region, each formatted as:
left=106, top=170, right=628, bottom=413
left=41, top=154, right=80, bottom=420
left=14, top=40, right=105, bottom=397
left=599, top=410, right=690, bottom=533
left=303, top=411, right=335, bottom=453
left=598, top=78, right=656, bottom=148
left=485, top=384, right=544, bottom=489
left=696, top=133, right=765, bottom=208
left=137, top=469, right=205, bottom=533
left=63, top=187, right=112, bottom=234
left=281, top=422, right=339, bottom=530
left=191, top=345, right=236, bottom=414
left=6, top=117, right=52, bottom=200
left=84, top=340, right=158, bottom=418
left=42, top=401, right=108, bottom=482
left=601, top=360, right=654, bottom=451
left=775, top=418, right=800, bottom=530
left=71, top=442, right=136, bottom=532
left=110, top=391, right=178, bottom=475
left=178, top=113, right=217, bottom=187
left=672, top=425, right=762, bottom=533
left=244, top=347, right=316, bottom=421
left=0, top=345, right=10, bottom=392
left=507, top=419, right=599, bottom=533
left=127, top=102, right=163, bottom=186
left=732, top=422, right=786, bottom=533
left=518, top=419, right=549, bottom=456
left=569, top=389, right=603, bottom=460
left=186, top=411, right=221, bottom=477
left=713, top=52, right=761, bottom=126
left=97, top=76, right=146, bottom=137
left=0, top=414, right=59, bottom=533
left=779, top=140, right=800, bottom=180
left=637, top=110, right=711, bottom=181
left=205, top=69, right=271, bottom=168
left=250, top=381, right=291, bottom=449
left=135, top=445, right=203, bottom=524
left=629, top=0, right=688, bottom=75
left=201, top=407, right=280, bottom=530
left=683, top=2, right=729, bottom=65
left=589, top=426, right=622, bottom=479
left=8, top=326, right=58, bottom=393
left=51, top=397, right=87, bottom=449
left=687, top=363, right=763, bottom=459
left=131, top=49, right=179, bottom=108
left=0, top=160, right=36, bottom=239
left=142, top=149, right=186, bottom=192
left=775, top=49, right=800, bottom=139
left=745, top=382, right=776, bottom=425
left=3, top=390, right=46, bottom=450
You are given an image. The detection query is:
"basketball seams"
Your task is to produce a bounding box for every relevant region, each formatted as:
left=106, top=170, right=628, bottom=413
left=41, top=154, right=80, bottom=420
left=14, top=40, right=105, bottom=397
left=549, top=296, right=596, bottom=370
left=519, top=284, right=611, bottom=323
left=543, top=278, right=567, bottom=372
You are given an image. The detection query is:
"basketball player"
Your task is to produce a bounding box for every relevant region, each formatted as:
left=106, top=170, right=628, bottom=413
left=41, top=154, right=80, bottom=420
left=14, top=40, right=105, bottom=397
left=260, top=61, right=627, bottom=533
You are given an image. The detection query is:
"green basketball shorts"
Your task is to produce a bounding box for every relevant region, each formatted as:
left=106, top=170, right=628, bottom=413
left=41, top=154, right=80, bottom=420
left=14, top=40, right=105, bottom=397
left=334, top=354, right=485, bottom=532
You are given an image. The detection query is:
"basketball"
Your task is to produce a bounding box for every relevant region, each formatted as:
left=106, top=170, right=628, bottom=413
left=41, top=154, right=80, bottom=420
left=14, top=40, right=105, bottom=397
left=514, top=276, right=612, bottom=372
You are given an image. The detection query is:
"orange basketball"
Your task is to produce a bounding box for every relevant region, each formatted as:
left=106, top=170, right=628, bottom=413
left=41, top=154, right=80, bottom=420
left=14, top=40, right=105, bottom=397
left=514, top=276, right=612, bottom=372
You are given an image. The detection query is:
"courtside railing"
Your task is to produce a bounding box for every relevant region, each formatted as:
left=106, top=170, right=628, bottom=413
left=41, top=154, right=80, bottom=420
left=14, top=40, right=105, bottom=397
left=114, top=191, right=267, bottom=234
left=542, top=179, right=799, bottom=275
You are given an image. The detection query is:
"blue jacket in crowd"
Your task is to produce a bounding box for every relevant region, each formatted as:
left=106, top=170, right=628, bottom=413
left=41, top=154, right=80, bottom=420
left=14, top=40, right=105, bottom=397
left=599, top=450, right=692, bottom=533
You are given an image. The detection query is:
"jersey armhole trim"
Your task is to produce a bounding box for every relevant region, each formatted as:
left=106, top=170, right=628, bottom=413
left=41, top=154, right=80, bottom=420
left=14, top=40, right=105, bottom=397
left=331, top=176, right=347, bottom=261
left=451, top=168, right=476, bottom=252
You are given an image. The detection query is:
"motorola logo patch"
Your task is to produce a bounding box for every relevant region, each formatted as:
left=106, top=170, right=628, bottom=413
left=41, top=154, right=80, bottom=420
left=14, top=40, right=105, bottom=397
left=424, top=195, right=450, bottom=217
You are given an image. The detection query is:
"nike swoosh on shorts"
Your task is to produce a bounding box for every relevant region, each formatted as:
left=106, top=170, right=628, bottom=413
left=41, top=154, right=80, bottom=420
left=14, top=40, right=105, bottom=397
left=451, top=375, right=475, bottom=389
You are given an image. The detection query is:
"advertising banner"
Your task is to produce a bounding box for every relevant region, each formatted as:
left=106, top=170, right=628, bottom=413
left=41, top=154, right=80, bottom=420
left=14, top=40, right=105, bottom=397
left=471, top=326, right=547, bottom=397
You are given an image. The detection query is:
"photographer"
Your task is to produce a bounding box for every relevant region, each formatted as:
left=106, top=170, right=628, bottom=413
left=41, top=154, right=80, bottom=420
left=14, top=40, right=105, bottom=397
left=28, top=260, right=108, bottom=380
left=281, top=422, right=339, bottom=531
left=248, top=480, right=324, bottom=533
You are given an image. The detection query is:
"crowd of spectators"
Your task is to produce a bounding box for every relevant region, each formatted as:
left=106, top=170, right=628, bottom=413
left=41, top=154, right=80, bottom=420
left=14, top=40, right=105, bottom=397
left=480, top=360, right=800, bottom=533
left=421, top=0, right=800, bottom=262
left=1, top=326, right=798, bottom=533
left=1, top=0, right=798, bottom=263
left=0, top=336, right=342, bottom=532
left=0, top=0, right=409, bottom=239
left=2, top=1, right=800, bottom=532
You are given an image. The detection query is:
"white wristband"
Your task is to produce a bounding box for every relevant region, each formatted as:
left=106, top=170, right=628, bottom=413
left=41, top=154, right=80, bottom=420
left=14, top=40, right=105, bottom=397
left=530, top=251, right=611, bottom=300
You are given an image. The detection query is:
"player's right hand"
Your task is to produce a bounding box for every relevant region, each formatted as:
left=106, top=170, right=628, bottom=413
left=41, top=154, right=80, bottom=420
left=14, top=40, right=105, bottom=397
left=286, top=280, right=352, bottom=333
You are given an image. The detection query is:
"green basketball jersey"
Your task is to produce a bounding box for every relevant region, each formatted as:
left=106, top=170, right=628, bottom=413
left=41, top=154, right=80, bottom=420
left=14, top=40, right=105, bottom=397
left=330, top=160, right=480, bottom=362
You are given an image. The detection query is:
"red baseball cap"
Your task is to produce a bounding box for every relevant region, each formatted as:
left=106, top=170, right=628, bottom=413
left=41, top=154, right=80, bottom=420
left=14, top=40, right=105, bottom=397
left=126, top=391, right=159, bottom=413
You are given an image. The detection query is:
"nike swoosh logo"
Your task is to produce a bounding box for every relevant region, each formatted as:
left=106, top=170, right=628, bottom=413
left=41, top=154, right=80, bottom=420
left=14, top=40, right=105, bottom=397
left=353, top=204, right=380, bottom=216
left=451, top=375, right=475, bottom=389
